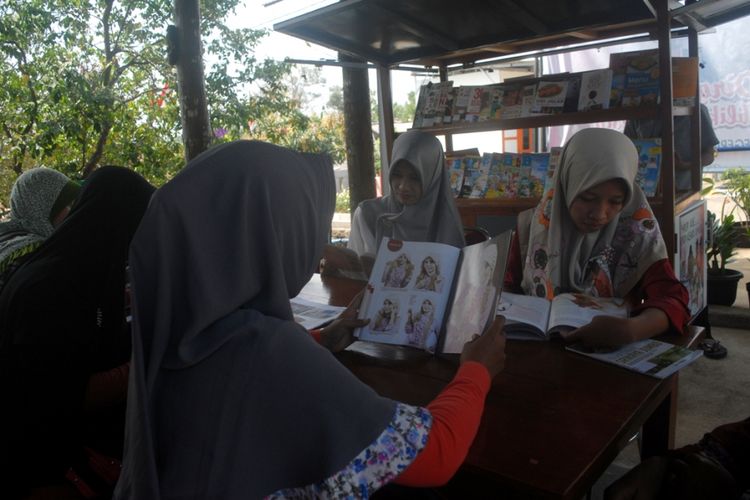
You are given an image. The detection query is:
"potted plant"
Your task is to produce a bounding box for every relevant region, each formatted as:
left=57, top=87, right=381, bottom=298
left=721, top=167, right=750, bottom=247
left=706, top=205, right=744, bottom=306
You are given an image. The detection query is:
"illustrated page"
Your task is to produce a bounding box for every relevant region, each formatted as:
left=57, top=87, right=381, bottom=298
left=496, top=292, right=551, bottom=340
left=356, top=238, right=461, bottom=352
left=548, top=293, right=629, bottom=336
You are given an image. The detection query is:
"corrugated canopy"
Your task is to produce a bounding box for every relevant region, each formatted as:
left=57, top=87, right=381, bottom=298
left=274, top=0, right=750, bottom=67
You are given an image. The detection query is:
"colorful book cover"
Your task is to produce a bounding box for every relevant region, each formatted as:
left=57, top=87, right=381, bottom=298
left=631, top=138, right=662, bottom=197
left=520, top=83, right=538, bottom=117
left=459, top=155, right=483, bottom=198
left=499, top=153, right=522, bottom=199
left=484, top=153, right=505, bottom=199
left=451, top=86, right=477, bottom=123
left=521, top=153, right=550, bottom=198
left=499, top=84, right=523, bottom=119
left=609, top=49, right=659, bottom=108
left=469, top=153, right=493, bottom=198
left=464, top=86, right=486, bottom=123
left=675, top=200, right=707, bottom=317
left=446, top=157, right=466, bottom=198
left=412, top=84, right=429, bottom=128
left=421, top=81, right=453, bottom=127
left=533, top=80, right=568, bottom=115
left=577, top=69, right=613, bottom=111
left=478, top=85, right=500, bottom=122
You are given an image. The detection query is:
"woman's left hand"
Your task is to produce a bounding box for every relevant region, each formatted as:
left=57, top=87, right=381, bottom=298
left=562, top=315, right=637, bottom=348
left=320, top=290, right=369, bottom=352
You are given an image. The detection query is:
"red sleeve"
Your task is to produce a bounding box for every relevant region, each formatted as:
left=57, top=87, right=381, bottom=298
left=630, top=258, right=690, bottom=335
left=309, top=328, right=322, bottom=343
left=503, top=230, right=524, bottom=293
left=394, top=362, right=491, bottom=487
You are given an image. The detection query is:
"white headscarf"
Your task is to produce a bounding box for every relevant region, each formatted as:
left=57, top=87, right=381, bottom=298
left=348, top=130, right=465, bottom=254
left=518, top=128, right=667, bottom=299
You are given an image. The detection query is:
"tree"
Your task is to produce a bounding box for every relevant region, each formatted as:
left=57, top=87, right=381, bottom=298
left=0, top=0, right=346, bottom=206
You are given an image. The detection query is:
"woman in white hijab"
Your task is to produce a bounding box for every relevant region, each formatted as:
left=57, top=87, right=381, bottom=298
left=348, top=130, right=466, bottom=255
left=504, top=128, right=689, bottom=347
left=115, top=140, right=506, bottom=499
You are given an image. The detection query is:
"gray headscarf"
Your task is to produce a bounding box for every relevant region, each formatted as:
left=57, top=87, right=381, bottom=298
left=518, top=128, right=667, bottom=298
left=351, top=130, right=465, bottom=254
left=0, top=167, right=76, bottom=268
left=116, top=141, right=399, bottom=499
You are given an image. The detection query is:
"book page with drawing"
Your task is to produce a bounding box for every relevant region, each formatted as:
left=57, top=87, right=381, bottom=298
left=499, top=292, right=629, bottom=340
left=355, top=232, right=513, bottom=354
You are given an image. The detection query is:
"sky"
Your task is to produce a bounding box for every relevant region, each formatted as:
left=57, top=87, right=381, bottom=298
left=229, top=0, right=429, bottom=112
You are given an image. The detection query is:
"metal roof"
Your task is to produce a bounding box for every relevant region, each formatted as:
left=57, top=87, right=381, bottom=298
left=275, top=0, right=750, bottom=68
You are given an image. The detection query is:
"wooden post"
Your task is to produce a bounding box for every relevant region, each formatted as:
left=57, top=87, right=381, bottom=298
left=341, top=52, right=376, bottom=214
left=376, top=64, right=394, bottom=195
left=173, top=0, right=212, bottom=162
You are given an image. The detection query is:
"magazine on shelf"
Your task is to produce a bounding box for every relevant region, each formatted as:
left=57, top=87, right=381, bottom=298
left=355, top=232, right=513, bottom=354
left=532, top=79, right=569, bottom=115
left=468, top=153, right=492, bottom=198
left=498, top=291, right=630, bottom=341
left=609, top=49, right=659, bottom=107
left=578, top=69, right=613, bottom=111
left=631, top=138, right=662, bottom=197
left=566, top=339, right=702, bottom=379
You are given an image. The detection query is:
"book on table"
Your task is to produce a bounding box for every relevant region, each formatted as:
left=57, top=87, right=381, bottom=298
left=498, top=291, right=630, bottom=341
left=355, top=232, right=513, bottom=354
left=566, top=339, right=702, bottom=379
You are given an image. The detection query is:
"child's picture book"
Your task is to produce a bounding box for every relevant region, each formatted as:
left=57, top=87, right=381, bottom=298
left=631, top=138, right=662, bottom=197
left=497, top=291, right=629, bottom=341
left=578, top=69, right=613, bottom=111
left=483, top=153, right=504, bottom=199
left=356, top=232, right=513, bottom=355
left=464, top=85, right=487, bottom=123
left=566, top=339, right=702, bottom=379
left=499, top=153, right=522, bottom=199
left=451, top=86, right=478, bottom=123
left=445, top=157, right=466, bottom=198
left=675, top=200, right=707, bottom=317
left=521, top=152, right=550, bottom=198
left=499, top=84, right=523, bottom=119
left=468, top=153, right=492, bottom=198
left=459, top=155, right=483, bottom=198
left=542, top=146, right=563, bottom=196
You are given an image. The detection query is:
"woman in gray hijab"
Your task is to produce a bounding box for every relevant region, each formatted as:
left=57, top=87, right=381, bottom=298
left=0, top=167, right=80, bottom=293
left=115, top=140, right=506, bottom=499
left=348, top=130, right=466, bottom=255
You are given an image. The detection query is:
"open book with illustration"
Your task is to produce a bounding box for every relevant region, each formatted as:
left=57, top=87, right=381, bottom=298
left=355, top=231, right=513, bottom=354
left=566, top=339, right=702, bottom=379
left=498, top=292, right=630, bottom=341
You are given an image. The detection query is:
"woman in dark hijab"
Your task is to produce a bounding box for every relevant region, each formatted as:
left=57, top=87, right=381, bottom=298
left=0, top=166, right=155, bottom=498
left=115, top=140, right=505, bottom=499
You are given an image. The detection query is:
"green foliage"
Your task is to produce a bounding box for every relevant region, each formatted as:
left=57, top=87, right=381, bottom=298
left=721, top=168, right=750, bottom=222
left=707, top=207, right=742, bottom=273
left=0, top=0, right=348, bottom=205
left=335, top=188, right=350, bottom=212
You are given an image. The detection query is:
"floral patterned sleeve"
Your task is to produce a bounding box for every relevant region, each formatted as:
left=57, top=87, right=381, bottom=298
left=266, top=403, right=432, bottom=499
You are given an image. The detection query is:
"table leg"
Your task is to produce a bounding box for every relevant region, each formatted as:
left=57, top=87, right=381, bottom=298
left=640, top=375, right=678, bottom=458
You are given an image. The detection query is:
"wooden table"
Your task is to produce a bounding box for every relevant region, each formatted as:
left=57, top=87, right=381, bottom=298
left=299, top=274, right=703, bottom=499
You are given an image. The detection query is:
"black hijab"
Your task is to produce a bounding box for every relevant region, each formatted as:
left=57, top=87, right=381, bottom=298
left=116, top=141, right=399, bottom=499
left=0, top=166, right=155, bottom=493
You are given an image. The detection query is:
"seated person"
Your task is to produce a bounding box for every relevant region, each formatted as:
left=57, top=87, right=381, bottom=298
left=624, top=103, right=719, bottom=191
left=605, top=416, right=749, bottom=499
left=114, top=140, right=506, bottom=499
left=0, top=167, right=80, bottom=294
left=0, top=166, right=155, bottom=499
left=504, top=128, right=690, bottom=348
left=323, top=130, right=465, bottom=278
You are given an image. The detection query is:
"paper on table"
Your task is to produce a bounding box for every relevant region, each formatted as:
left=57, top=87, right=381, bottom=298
left=290, top=296, right=345, bottom=330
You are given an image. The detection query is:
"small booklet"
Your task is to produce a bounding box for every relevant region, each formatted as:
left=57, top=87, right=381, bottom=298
left=566, top=339, right=702, bottom=379
left=290, top=296, right=346, bottom=330
left=498, top=292, right=630, bottom=341
left=356, top=232, right=513, bottom=354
